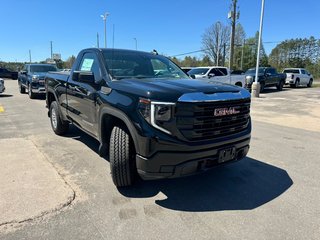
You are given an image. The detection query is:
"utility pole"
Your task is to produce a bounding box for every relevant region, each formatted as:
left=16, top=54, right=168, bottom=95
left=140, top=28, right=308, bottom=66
left=97, top=32, right=100, bottom=48
left=100, top=12, right=110, bottom=48
left=112, top=24, right=115, bottom=49
left=216, top=21, right=221, bottom=66
left=228, top=0, right=238, bottom=69
left=133, top=38, right=137, bottom=50
left=50, top=41, right=53, bottom=59
left=241, top=39, right=245, bottom=70
left=223, top=43, right=226, bottom=66
left=29, top=50, right=32, bottom=63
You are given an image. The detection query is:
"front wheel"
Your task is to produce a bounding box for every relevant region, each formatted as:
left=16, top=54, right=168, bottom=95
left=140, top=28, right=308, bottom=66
left=109, top=126, right=136, bottom=187
left=28, top=84, right=36, bottom=99
left=19, top=82, right=25, bottom=94
left=277, top=81, right=284, bottom=91
left=260, top=82, right=265, bottom=93
left=307, top=79, right=313, bottom=88
left=50, top=101, right=69, bottom=135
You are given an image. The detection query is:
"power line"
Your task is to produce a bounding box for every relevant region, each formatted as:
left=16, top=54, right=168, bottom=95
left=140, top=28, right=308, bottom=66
left=170, top=41, right=283, bottom=58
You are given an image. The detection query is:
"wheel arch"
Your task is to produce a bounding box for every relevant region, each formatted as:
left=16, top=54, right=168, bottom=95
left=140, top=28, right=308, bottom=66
left=99, top=107, right=141, bottom=155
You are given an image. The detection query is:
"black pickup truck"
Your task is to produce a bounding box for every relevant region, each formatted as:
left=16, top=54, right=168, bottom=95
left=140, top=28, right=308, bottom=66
left=18, top=64, right=57, bottom=99
left=0, top=67, right=18, bottom=80
left=45, top=48, right=251, bottom=187
left=245, top=67, right=286, bottom=92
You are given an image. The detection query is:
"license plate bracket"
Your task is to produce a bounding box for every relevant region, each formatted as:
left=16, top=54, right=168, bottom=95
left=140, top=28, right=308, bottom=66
left=218, top=147, right=236, bottom=163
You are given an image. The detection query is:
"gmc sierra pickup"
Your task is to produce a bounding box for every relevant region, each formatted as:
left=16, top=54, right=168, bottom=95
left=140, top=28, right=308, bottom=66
left=245, top=67, right=286, bottom=92
left=45, top=48, right=251, bottom=187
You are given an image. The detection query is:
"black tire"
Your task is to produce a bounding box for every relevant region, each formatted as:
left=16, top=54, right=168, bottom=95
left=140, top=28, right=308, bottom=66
left=109, top=126, right=136, bottom=187
left=50, top=101, right=69, bottom=135
left=294, top=79, right=300, bottom=88
left=28, top=84, right=36, bottom=99
left=19, top=82, right=25, bottom=94
left=260, top=82, right=265, bottom=93
left=235, top=82, right=242, bottom=87
left=277, top=81, right=284, bottom=91
left=307, top=79, right=313, bottom=88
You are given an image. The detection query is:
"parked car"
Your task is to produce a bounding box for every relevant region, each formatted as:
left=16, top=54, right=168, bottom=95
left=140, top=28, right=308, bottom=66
left=0, top=78, right=5, bottom=93
left=181, top=67, right=194, bottom=74
left=45, top=48, right=251, bottom=187
left=245, top=67, right=286, bottom=92
left=18, top=64, right=57, bottom=99
left=188, top=67, right=245, bottom=87
left=0, top=67, right=18, bottom=80
left=283, top=68, right=313, bottom=88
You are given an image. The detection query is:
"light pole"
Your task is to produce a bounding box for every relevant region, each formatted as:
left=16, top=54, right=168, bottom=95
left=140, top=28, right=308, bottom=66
left=133, top=38, right=137, bottom=50
left=252, top=0, right=265, bottom=98
left=216, top=21, right=221, bottom=66
left=100, top=12, right=110, bottom=48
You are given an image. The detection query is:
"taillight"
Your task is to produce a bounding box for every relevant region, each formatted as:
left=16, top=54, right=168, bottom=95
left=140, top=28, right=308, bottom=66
left=291, top=74, right=294, bottom=79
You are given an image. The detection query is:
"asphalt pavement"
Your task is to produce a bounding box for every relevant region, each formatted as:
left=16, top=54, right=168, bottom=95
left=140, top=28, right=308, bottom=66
left=0, top=79, right=319, bottom=240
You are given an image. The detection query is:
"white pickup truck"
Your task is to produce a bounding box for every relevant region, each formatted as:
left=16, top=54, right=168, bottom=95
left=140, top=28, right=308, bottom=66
left=283, top=68, right=313, bottom=88
left=188, top=66, right=245, bottom=87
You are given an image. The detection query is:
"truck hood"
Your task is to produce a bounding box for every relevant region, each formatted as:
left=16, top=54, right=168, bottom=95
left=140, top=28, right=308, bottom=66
left=110, top=78, right=250, bottom=102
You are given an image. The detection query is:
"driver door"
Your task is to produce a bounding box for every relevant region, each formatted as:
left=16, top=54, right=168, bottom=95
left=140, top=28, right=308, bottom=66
left=67, top=52, right=101, bottom=136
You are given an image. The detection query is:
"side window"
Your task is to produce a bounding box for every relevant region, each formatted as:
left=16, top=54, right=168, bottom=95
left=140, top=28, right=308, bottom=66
left=78, top=53, right=100, bottom=81
left=301, top=69, right=306, bottom=74
left=151, top=59, right=168, bottom=74
left=218, top=68, right=228, bottom=76
left=265, top=68, right=271, bottom=74
left=209, top=68, right=224, bottom=76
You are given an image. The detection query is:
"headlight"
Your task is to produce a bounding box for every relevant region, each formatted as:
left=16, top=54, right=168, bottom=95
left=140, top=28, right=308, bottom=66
left=245, top=76, right=253, bottom=84
left=32, top=75, right=39, bottom=81
left=138, top=98, right=175, bottom=134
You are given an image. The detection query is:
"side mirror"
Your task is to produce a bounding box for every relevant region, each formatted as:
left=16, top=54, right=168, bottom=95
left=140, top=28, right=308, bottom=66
left=20, top=71, right=27, bottom=75
left=72, top=71, right=95, bottom=83
left=266, top=72, right=271, bottom=76
left=208, top=73, right=215, bottom=78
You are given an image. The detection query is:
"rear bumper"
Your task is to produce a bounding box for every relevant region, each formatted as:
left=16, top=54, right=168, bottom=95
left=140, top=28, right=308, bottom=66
left=136, top=133, right=251, bottom=180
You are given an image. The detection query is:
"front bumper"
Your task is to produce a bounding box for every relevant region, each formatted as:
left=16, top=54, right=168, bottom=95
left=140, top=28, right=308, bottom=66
left=136, top=130, right=251, bottom=180
left=0, top=85, right=5, bottom=93
left=30, top=82, right=46, bottom=94
left=285, top=79, right=294, bottom=85
left=31, top=87, right=46, bottom=94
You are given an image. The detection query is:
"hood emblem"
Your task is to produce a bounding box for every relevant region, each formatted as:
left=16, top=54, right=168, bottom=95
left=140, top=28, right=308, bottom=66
left=214, top=107, right=240, bottom=116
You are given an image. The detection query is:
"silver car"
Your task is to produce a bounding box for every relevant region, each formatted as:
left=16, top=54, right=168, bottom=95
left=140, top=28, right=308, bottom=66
left=0, top=78, right=5, bottom=93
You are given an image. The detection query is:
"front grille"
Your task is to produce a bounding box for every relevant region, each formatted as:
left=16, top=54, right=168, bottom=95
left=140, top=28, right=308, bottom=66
left=175, top=99, right=250, bottom=141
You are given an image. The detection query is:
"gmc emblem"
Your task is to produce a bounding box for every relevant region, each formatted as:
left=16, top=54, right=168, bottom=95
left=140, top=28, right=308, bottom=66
left=214, top=107, right=240, bottom=117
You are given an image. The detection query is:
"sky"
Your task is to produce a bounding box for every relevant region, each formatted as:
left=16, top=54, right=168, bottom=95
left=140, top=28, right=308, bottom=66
left=1, top=0, right=319, bottom=62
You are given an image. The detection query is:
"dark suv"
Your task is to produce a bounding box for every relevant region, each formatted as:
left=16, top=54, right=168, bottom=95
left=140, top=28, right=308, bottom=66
left=18, top=64, right=57, bottom=98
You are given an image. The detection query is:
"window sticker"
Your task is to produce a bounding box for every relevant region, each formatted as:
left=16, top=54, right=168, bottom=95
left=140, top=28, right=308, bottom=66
left=80, top=58, right=94, bottom=71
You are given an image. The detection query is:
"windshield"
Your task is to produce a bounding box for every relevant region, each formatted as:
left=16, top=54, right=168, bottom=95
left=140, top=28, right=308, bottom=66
left=246, top=68, right=265, bottom=75
left=283, top=69, right=300, bottom=74
left=102, top=50, right=188, bottom=80
left=30, top=65, right=57, bottom=73
left=188, top=68, right=210, bottom=75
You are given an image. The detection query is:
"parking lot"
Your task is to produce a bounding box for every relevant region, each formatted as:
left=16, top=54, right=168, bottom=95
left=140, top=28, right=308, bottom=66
left=0, top=79, right=319, bottom=239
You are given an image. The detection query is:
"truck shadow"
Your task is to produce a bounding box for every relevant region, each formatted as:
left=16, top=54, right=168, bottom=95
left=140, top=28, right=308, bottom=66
left=119, top=158, right=293, bottom=212
left=65, top=125, right=293, bottom=212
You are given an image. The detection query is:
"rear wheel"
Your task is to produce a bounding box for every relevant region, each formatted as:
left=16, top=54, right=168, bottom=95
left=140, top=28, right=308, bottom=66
left=307, top=79, right=313, bottom=88
left=109, top=126, right=136, bottom=187
left=28, top=84, right=36, bottom=99
left=50, top=101, right=69, bottom=135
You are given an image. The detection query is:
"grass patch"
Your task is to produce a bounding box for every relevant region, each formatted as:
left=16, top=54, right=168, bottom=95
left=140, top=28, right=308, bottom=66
left=312, top=83, right=320, bottom=88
